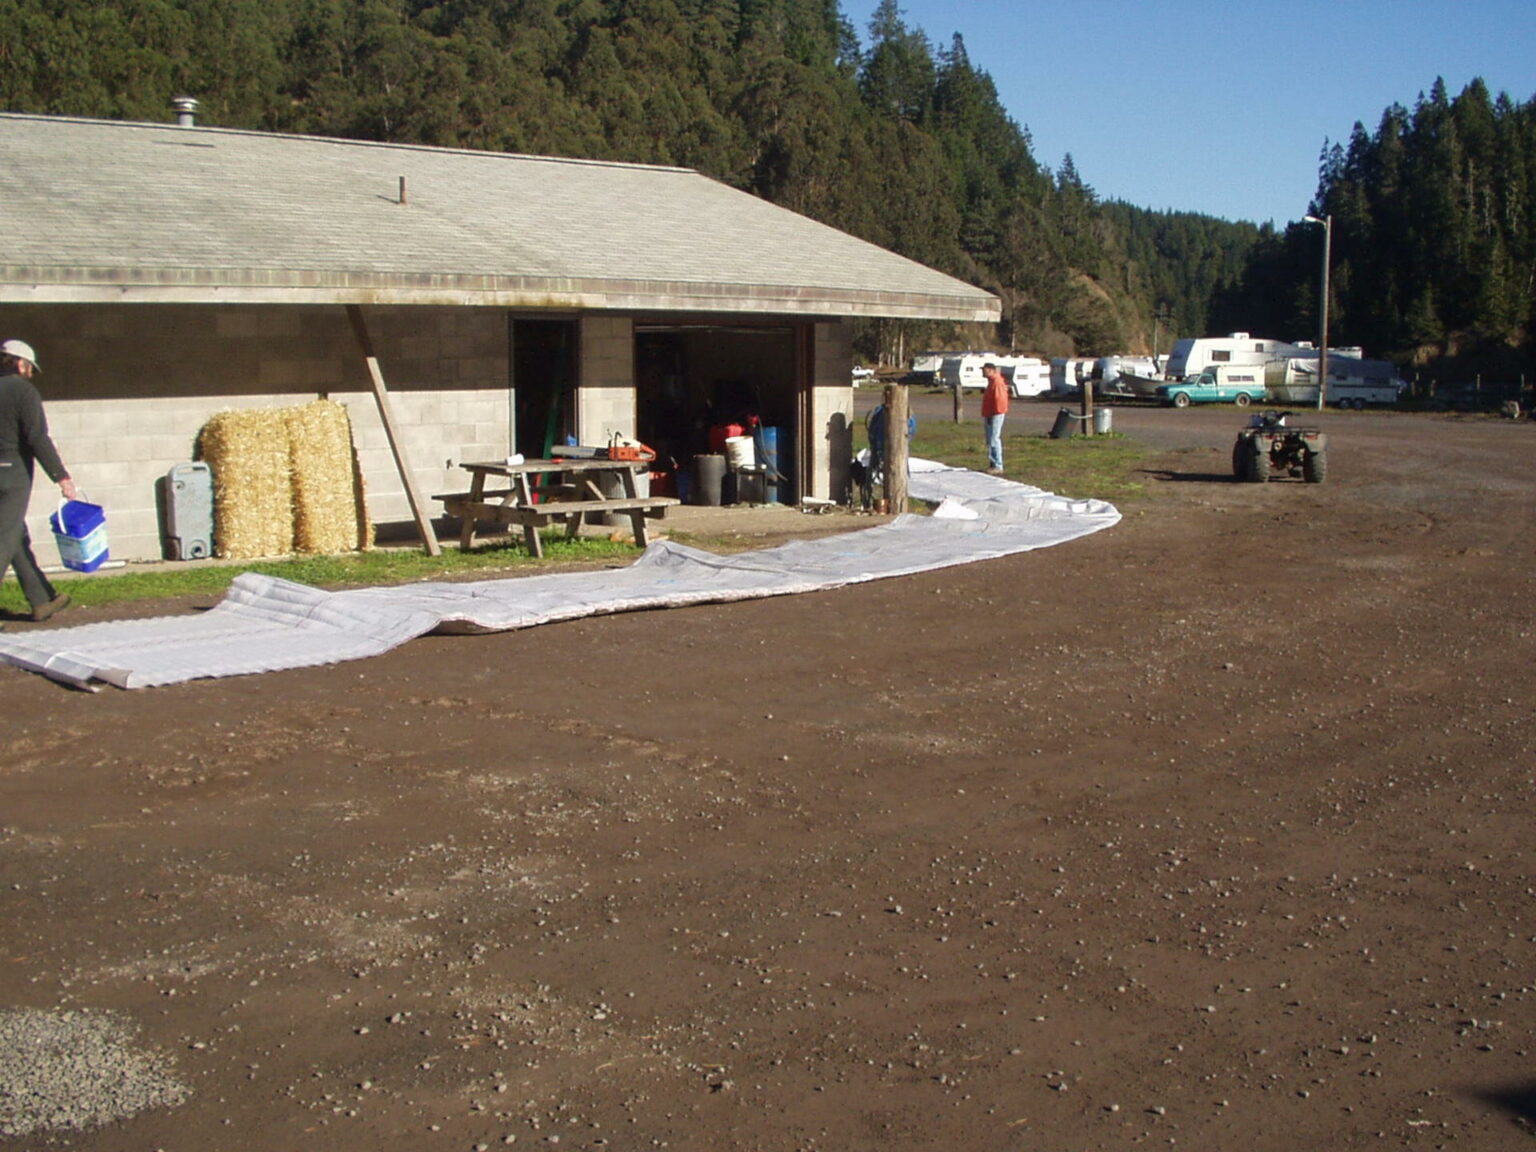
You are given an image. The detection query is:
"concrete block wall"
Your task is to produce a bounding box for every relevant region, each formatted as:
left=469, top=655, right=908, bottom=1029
left=2, top=303, right=510, bottom=564
left=810, top=322, right=854, bottom=501
left=575, top=315, right=637, bottom=446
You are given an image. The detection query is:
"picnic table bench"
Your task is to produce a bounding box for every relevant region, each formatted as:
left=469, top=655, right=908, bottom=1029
left=436, top=458, right=678, bottom=558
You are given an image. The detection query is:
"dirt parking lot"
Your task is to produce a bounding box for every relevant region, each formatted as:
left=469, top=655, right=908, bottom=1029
left=3, top=402, right=1534, bottom=1151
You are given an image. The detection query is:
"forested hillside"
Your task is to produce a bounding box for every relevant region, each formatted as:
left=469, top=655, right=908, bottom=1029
left=1218, top=78, right=1536, bottom=379
left=0, top=0, right=1260, bottom=362
left=6, top=2, right=1526, bottom=376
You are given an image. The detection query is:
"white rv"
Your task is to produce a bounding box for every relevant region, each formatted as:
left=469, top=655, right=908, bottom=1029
left=1266, top=355, right=1406, bottom=407
left=940, top=354, right=1049, bottom=397
left=1164, top=333, right=1300, bottom=380
left=1049, top=357, right=1098, bottom=395
left=909, top=351, right=952, bottom=383
left=1003, top=358, right=1051, bottom=397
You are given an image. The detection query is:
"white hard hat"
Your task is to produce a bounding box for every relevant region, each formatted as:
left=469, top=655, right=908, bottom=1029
left=1, top=339, right=39, bottom=370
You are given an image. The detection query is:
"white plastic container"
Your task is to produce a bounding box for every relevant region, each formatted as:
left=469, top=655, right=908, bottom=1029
left=724, top=435, right=756, bottom=470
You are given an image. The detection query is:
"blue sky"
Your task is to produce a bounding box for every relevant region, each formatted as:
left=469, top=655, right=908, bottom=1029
left=872, top=0, right=1536, bottom=226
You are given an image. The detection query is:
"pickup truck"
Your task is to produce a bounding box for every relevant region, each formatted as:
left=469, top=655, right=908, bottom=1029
left=1157, top=366, right=1267, bottom=408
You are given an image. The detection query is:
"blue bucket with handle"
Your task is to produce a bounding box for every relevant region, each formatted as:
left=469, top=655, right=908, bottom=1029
left=50, top=498, right=110, bottom=573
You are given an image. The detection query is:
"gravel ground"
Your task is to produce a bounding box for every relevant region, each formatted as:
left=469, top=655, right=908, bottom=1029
left=1, top=402, right=1533, bottom=1151
left=0, top=1008, right=187, bottom=1138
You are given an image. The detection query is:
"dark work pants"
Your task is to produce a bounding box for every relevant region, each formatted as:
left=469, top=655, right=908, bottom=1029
left=0, top=469, right=57, bottom=610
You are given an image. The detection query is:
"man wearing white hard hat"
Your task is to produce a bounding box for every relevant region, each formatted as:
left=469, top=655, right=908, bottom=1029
left=1, top=340, right=79, bottom=626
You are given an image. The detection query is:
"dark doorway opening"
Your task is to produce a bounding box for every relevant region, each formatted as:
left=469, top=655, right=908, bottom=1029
left=512, top=318, right=576, bottom=459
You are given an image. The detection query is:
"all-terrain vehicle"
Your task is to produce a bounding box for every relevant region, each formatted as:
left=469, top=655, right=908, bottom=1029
left=1232, top=410, right=1327, bottom=483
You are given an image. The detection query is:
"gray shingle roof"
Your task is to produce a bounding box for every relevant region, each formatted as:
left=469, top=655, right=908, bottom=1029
left=0, top=114, right=998, bottom=322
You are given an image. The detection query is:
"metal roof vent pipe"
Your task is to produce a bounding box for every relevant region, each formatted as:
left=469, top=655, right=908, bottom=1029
left=172, top=96, right=199, bottom=127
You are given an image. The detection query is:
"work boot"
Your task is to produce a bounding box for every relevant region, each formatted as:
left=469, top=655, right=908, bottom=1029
left=32, top=592, right=71, bottom=622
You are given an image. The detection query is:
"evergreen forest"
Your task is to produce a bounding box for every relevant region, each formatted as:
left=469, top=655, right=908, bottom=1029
left=1216, top=78, right=1536, bottom=382
left=2, top=0, right=1532, bottom=379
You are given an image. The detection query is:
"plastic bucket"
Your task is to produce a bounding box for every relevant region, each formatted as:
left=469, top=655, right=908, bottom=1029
left=692, top=454, right=725, bottom=506
left=708, top=423, right=745, bottom=454
left=724, top=435, right=756, bottom=471
left=50, top=499, right=110, bottom=572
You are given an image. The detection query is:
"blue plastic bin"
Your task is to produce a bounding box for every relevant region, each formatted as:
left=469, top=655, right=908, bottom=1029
left=50, top=499, right=110, bottom=573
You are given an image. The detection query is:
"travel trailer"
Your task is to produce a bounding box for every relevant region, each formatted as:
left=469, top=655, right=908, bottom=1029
left=1266, top=355, right=1406, bottom=407
left=1005, top=359, right=1051, bottom=397
left=1049, top=357, right=1098, bottom=395
left=908, top=351, right=950, bottom=383
left=1164, top=333, right=1300, bottom=380
left=940, top=354, right=1050, bottom=397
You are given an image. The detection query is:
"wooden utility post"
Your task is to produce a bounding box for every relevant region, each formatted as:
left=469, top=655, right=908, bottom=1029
left=346, top=304, right=442, bottom=556
left=1080, top=374, right=1095, bottom=434
left=951, top=379, right=962, bottom=424
left=884, top=382, right=909, bottom=514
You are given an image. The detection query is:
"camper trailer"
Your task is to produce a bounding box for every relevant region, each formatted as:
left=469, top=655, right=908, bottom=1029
left=1266, top=355, right=1406, bottom=407
left=1003, top=358, right=1051, bottom=397
left=940, top=354, right=1049, bottom=397
left=1050, top=357, right=1097, bottom=396
left=1164, top=333, right=1300, bottom=380
left=908, top=351, right=951, bottom=383
left=939, top=354, right=989, bottom=391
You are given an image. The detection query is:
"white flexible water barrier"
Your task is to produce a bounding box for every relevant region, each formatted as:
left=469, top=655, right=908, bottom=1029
left=0, top=461, right=1119, bottom=690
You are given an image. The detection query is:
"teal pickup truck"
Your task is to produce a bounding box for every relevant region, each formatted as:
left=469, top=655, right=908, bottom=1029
left=1157, top=366, right=1267, bottom=408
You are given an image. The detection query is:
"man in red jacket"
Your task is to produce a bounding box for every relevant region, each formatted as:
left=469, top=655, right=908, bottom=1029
left=981, top=362, right=1010, bottom=474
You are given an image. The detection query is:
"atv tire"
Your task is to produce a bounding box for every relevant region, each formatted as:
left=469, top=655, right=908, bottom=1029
left=1242, top=440, right=1269, bottom=483
left=1303, top=448, right=1327, bottom=483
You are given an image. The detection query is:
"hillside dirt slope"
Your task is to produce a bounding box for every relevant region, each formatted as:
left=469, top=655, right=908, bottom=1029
left=2, top=403, right=1533, bottom=1151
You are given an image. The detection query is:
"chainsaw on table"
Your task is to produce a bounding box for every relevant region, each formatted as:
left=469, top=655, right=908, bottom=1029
left=551, top=435, right=657, bottom=463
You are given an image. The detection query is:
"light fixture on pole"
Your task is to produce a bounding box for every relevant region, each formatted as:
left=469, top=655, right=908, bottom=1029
left=1303, top=214, right=1332, bottom=411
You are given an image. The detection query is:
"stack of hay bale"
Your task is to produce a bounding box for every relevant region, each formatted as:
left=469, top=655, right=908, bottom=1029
left=199, top=399, right=372, bottom=559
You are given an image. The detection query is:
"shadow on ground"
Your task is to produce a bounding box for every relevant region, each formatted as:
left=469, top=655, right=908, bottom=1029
left=1472, top=1080, right=1536, bottom=1126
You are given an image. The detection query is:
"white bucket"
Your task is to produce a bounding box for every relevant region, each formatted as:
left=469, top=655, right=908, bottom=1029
left=724, top=434, right=756, bottom=470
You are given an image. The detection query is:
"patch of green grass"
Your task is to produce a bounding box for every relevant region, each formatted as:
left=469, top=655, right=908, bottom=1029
left=1, top=533, right=637, bottom=614
left=900, top=416, right=1148, bottom=502
left=994, top=433, right=1147, bottom=501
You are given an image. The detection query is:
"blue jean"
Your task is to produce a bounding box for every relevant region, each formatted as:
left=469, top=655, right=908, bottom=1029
left=984, top=414, right=1005, bottom=470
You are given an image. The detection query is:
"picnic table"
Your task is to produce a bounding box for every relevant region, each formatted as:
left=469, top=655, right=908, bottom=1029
left=435, top=458, right=678, bottom=558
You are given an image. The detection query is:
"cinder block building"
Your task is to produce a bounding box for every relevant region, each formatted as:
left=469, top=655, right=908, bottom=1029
left=0, top=111, right=998, bottom=562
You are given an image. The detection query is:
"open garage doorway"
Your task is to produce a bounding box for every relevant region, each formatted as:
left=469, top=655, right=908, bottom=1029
left=634, top=323, right=802, bottom=503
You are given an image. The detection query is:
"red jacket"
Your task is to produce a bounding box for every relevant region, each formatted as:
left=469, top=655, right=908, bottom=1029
left=981, top=370, right=1010, bottom=419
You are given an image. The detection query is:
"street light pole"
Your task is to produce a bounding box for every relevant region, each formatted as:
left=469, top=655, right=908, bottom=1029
left=1152, top=307, right=1172, bottom=371
left=1304, top=214, right=1332, bottom=411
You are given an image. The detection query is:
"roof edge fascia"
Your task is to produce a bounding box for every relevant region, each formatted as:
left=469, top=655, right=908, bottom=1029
left=0, top=266, right=1002, bottom=323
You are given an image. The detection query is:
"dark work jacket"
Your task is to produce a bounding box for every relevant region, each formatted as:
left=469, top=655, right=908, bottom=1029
left=0, top=370, right=68, bottom=483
